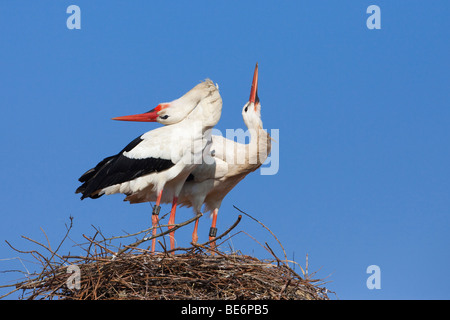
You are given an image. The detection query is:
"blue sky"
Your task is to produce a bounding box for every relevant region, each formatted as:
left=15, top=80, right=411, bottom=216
left=1, top=1, right=449, bottom=299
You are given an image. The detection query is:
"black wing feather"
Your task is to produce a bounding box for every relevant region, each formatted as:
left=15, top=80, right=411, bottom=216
left=78, top=136, right=143, bottom=183
left=76, top=136, right=175, bottom=199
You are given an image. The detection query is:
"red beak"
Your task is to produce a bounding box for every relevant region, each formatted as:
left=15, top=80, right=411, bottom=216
left=249, top=63, right=259, bottom=108
left=112, top=103, right=169, bottom=122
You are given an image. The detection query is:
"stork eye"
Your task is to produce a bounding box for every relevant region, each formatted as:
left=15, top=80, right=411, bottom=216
left=159, top=115, right=169, bottom=120
left=244, top=106, right=248, bottom=112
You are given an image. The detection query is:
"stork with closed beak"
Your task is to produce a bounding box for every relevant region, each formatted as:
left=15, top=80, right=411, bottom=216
left=76, top=79, right=222, bottom=253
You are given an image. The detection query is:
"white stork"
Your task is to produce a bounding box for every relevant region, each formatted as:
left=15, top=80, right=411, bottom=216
left=76, top=79, right=222, bottom=253
left=125, top=64, right=271, bottom=249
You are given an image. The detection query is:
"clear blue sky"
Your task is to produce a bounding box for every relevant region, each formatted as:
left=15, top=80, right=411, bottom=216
left=1, top=1, right=449, bottom=299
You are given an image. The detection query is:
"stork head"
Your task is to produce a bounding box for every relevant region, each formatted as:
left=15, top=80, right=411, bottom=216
left=112, top=80, right=221, bottom=125
left=242, top=63, right=263, bottom=130
left=111, top=101, right=194, bottom=125
left=111, top=103, right=172, bottom=124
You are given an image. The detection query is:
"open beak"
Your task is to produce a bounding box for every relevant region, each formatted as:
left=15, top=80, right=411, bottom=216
left=112, top=103, right=169, bottom=122
left=249, top=63, right=259, bottom=110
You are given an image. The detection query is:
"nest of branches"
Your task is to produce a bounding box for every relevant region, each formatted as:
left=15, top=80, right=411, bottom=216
left=2, top=207, right=330, bottom=300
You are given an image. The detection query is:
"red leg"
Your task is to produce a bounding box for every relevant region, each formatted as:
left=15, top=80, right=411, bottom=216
left=168, top=196, right=178, bottom=253
left=209, top=209, right=218, bottom=251
left=151, top=190, right=163, bottom=253
left=192, top=218, right=199, bottom=244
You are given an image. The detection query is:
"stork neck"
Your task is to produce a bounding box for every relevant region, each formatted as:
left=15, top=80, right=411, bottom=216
left=244, top=126, right=271, bottom=168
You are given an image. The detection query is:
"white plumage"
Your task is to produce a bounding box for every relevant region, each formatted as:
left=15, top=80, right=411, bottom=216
left=76, top=79, right=222, bottom=252
left=125, top=64, right=271, bottom=247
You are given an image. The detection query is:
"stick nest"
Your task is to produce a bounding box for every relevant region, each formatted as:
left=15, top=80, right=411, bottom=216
left=2, top=210, right=331, bottom=300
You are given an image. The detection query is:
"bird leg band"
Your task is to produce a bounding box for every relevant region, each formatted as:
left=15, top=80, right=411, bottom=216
left=209, top=227, right=217, bottom=238
left=152, top=205, right=161, bottom=216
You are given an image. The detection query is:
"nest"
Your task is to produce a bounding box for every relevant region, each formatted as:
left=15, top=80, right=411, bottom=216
left=2, top=208, right=331, bottom=300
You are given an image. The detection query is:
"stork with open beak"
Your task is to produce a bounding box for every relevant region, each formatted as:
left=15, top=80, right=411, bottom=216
left=125, top=64, right=271, bottom=250
left=76, top=79, right=222, bottom=253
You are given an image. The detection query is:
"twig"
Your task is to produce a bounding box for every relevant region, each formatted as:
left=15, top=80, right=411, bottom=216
left=233, top=205, right=288, bottom=263
left=115, top=213, right=202, bottom=256
left=166, top=214, right=242, bottom=254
